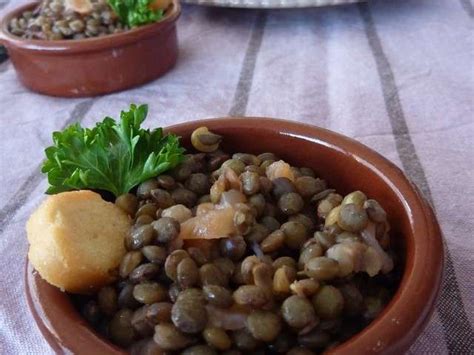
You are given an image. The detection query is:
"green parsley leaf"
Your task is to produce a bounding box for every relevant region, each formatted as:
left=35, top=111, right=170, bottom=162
left=42, top=104, right=184, bottom=197
left=108, top=0, right=164, bottom=28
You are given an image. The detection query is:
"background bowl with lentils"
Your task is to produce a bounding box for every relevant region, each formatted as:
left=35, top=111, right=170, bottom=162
left=0, top=0, right=180, bottom=96
left=69, top=125, right=402, bottom=355
left=8, top=0, right=172, bottom=40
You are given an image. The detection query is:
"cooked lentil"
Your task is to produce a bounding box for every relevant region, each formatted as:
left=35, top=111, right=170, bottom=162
left=141, top=245, right=167, bottom=265
left=246, top=311, right=282, bottom=342
left=203, top=285, right=233, bottom=308
left=133, top=282, right=167, bottom=304
left=273, top=265, right=297, bottom=295
left=282, top=295, right=317, bottom=329
left=203, top=326, right=232, bottom=350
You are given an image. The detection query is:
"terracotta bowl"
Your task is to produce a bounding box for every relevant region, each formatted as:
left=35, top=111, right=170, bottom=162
left=25, top=118, right=444, bottom=354
left=0, top=1, right=180, bottom=97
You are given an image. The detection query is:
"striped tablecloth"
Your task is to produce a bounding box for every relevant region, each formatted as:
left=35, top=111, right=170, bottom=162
left=0, top=0, right=472, bottom=353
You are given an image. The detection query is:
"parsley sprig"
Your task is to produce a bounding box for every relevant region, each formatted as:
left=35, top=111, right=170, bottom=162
left=42, top=104, right=184, bottom=197
left=108, top=0, right=164, bottom=28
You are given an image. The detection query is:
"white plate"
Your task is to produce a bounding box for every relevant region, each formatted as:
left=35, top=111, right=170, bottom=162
left=182, top=0, right=364, bottom=9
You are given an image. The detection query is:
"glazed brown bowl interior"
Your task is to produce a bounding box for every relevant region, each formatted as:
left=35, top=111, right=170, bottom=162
left=25, top=118, right=444, bottom=355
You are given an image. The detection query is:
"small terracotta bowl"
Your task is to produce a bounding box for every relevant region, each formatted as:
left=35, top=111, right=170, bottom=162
left=0, top=1, right=180, bottom=97
left=25, top=118, right=444, bottom=354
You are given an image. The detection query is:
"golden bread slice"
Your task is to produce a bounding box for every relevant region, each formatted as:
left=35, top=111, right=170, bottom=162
left=27, top=190, right=130, bottom=294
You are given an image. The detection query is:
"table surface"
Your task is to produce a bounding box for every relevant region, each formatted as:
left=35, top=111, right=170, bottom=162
left=0, top=0, right=473, bottom=353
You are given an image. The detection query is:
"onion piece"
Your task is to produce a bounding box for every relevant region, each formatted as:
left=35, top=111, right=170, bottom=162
left=179, top=189, right=247, bottom=240
left=179, top=207, right=235, bottom=240
left=196, top=202, right=215, bottom=216
left=206, top=304, right=248, bottom=330
left=223, top=168, right=242, bottom=191
left=326, top=242, right=367, bottom=277
left=65, top=0, right=92, bottom=14
left=218, top=189, right=246, bottom=208
left=250, top=241, right=264, bottom=258
left=360, top=222, right=394, bottom=274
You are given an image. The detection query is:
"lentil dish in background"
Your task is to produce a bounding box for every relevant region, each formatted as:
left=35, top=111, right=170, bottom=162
left=71, top=127, right=401, bottom=353
left=8, top=0, right=171, bottom=40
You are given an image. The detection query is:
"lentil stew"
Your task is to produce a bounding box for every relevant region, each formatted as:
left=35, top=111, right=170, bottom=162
left=71, top=126, right=402, bottom=354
